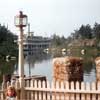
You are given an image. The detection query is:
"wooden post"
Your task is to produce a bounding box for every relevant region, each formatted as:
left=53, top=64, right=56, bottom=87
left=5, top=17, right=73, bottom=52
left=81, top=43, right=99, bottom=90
left=1, top=82, right=5, bottom=100
left=15, top=80, right=20, bottom=100
left=95, top=57, right=100, bottom=81
left=19, top=78, right=25, bottom=100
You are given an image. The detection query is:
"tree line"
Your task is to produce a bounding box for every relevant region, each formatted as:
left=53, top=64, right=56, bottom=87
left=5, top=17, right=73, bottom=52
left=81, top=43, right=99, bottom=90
left=51, top=22, right=100, bottom=47
left=71, top=22, right=100, bottom=40
left=0, top=22, right=100, bottom=57
left=0, top=24, right=18, bottom=59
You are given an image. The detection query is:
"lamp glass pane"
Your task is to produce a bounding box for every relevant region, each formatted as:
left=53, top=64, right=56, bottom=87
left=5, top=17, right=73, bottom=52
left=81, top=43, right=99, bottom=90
left=19, top=18, right=23, bottom=25
left=22, top=17, right=27, bottom=26
left=15, top=15, right=27, bottom=26
left=15, top=17, right=20, bottom=26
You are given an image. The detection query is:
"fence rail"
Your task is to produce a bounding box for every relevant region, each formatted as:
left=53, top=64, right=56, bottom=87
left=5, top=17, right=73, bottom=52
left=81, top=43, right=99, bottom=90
left=1, top=80, right=100, bottom=100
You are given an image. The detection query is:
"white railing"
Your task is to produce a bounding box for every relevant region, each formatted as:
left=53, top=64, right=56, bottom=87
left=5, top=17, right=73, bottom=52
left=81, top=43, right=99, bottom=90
left=24, top=80, right=100, bottom=100
left=1, top=80, right=100, bottom=100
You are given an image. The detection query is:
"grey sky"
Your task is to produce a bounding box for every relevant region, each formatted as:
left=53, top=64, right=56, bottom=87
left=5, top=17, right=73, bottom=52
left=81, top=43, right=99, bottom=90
left=0, top=0, right=100, bottom=37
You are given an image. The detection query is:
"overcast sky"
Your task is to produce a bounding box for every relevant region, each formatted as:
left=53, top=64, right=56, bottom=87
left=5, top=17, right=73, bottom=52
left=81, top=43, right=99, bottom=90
left=0, top=0, right=100, bottom=37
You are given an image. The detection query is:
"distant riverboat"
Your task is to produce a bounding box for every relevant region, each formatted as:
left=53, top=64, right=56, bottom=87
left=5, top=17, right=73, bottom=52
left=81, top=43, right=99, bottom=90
left=23, top=33, right=51, bottom=56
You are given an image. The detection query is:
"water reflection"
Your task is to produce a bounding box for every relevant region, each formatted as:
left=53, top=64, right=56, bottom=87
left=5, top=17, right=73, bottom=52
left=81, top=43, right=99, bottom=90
left=23, top=51, right=97, bottom=82
left=82, top=55, right=96, bottom=82
left=23, top=53, right=53, bottom=81
left=51, top=49, right=97, bottom=82
left=0, top=59, right=16, bottom=83
left=0, top=49, right=99, bottom=83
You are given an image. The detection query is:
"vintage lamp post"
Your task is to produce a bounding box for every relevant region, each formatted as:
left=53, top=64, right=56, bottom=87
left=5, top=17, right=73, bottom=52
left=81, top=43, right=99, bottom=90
left=14, top=11, right=27, bottom=86
left=14, top=11, right=27, bottom=78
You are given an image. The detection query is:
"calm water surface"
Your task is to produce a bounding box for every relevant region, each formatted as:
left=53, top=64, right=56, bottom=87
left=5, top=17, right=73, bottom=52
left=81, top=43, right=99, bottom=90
left=14, top=53, right=96, bottom=83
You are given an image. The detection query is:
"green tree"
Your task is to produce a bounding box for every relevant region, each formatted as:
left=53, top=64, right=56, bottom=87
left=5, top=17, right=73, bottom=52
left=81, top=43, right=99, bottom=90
left=0, top=25, right=18, bottom=58
left=51, top=34, right=66, bottom=47
left=78, top=24, right=92, bottom=39
left=93, top=23, right=100, bottom=39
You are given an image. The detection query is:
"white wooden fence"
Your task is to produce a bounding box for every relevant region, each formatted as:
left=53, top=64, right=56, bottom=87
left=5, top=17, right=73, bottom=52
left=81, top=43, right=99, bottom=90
left=1, top=79, right=100, bottom=100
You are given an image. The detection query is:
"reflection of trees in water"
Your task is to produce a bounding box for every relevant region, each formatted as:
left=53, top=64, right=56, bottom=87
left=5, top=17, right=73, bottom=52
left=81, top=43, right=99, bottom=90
left=24, top=53, right=52, bottom=76
left=83, top=56, right=95, bottom=74
left=52, top=50, right=98, bottom=75
left=25, top=53, right=52, bottom=67
left=0, top=59, right=16, bottom=83
left=81, top=50, right=98, bottom=74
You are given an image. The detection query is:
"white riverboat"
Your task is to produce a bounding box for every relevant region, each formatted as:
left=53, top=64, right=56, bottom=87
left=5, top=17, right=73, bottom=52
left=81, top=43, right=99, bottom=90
left=23, top=32, right=51, bottom=56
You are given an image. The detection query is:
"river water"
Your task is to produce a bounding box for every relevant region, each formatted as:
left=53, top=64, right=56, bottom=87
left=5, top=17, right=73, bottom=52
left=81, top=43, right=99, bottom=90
left=13, top=52, right=96, bottom=83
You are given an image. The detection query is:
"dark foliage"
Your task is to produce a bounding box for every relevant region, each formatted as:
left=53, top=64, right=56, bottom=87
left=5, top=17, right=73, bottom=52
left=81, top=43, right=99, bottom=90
left=0, top=24, right=18, bottom=58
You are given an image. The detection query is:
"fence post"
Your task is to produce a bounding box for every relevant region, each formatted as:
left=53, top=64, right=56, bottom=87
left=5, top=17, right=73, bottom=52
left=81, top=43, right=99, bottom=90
left=86, top=82, right=91, bottom=100
left=70, top=81, right=75, bottom=100
left=76, top=81, right=80, bottom=100
left=97, top=81, right=100, bottom=99
left=65, top=81, right=70, bottom=100
left=19, top=78, right=25, bottom=100
left=46, top=81, right=51, bottom=100
left=91, top=82, right=96, bottom=100
left=1, top=82, right=6, bottom=100
left=15, top=80, right=20, bottom=100
left=95, top=57, right=100, bottom=81
left=81, top=82, right=85, bottom=100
